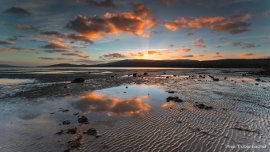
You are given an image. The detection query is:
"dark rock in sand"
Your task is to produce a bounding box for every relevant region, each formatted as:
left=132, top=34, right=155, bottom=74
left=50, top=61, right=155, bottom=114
left=63, top=120, right=71, bottom=125
left=111, top=75, right=115, bottom=78
left=195, top=103, right=213, bottom=110
left=133, top=73, right=137, bottom=77
left=166, top=76, right=170, bottom=79
left=67, top=127, right=77, bottom=134
left=167, top=91, right=175, bottom=94
left=78, top=116, right=88, bottom=124
left=125, top=86, right=128, bottom=89
left=163, top=72, right=166, bottom=74
left=255, top=78, right=261, bottom=82
left=166, top=96, right=183, bottom=102
left=67, top=135, right=82, bottom=149
left=59, top=108, right=69, bottom=112
left=71, top=78, right=85, bottom=83
left=143, top=72, right=148, bottom=75
left=83, top=128, right=98, bottom=136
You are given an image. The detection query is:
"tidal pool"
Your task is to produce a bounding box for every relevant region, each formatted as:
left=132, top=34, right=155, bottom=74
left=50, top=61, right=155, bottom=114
left=72, top=84, right=174, bottom=117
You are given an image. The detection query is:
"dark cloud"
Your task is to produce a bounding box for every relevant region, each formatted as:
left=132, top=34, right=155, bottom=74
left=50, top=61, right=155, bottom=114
left=212, top=21, right=251, bottom=34
left=100, top=53, right=126, bottom=59
left=193, top=39, right=206, bottom=48
left=0, top=47, right=30, bottom=53
left=40, top=31, right=93, bottom=44
left=11, top=24, right=33, bottom=30
left=38, top=57, right=55, bottom=60
left=232, top=42, right=257, bottom=48
left=4, top=7, right=31, bottom=16
left=42, top=40, right=70, bottom=49
left=66, top=4, right=156, bottom=39
left=61, top=52, right=89, bottom=59
left=0, top=41, right=16, bottom=46
left=83, top=0, right=116, bottom=8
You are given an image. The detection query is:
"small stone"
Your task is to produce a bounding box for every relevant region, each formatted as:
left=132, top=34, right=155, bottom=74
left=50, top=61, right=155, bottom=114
left=166, top=96, right=183, bottom=102
left=133, top=73, right=137, bottom=77
left=143, top=72, right=148, bottom=75
left=78, top=116, right=88, bottom=124
left=83, top=128, right=98, bottom=136
left=63, top=120, right=71, bottom=125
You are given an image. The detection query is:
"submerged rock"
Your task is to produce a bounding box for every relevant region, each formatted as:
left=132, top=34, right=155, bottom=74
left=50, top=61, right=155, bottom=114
left=166, top=96, right=183, bottom=102
left=167, top=91, right=175, bottom=94
left=71, top=78, right=85, bottom=83
left=63, top=120, right=71, bottom=125
left=133, top=73, right=137, bottom=77
left=55, top=130, right=64, bottom=135
left=67, top=135, right=82, bottom=150
left=195, top=103, right=213, bottom=110
left=78, top=116, right=88, bottom=124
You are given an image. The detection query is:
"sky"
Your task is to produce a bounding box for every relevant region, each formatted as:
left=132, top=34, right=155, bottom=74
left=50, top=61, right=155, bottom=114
left=0, top=0, right=269, bottom=66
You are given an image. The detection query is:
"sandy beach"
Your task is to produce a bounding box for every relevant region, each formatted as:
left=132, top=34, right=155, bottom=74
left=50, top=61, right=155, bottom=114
left=0, top=68, right=269, bottom=152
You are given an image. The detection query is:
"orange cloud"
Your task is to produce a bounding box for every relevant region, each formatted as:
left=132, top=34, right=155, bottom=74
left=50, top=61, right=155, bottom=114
left=66, top=4, right=157, bottom=39
left=237, top=53, right=254, bottom=57
left=43, top=40, right=70, bottom=49
left=73, top=92, right=152, bottom=116
left=165, top=15, right=252, bottom=34
left=193, top=38, right=207, bottom=48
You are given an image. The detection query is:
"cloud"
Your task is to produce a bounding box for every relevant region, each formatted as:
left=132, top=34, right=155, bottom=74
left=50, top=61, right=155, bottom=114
left=263, top=11, right=270, bottom=16
left=66, top=4, right=157, bottom=39
left=9, top=24, right=33, bottom=30
left=0, top=41, right=16, bottom=46
left=165, top=15, right=252, bottom=34
left=237, top=52, right=254, bottom=57
left=0, top=47, right=28, bottom=53
left=160, top=0, right=178, bottom=6
left=80, top=0, right=116, bottom=8
left=72, top=92, right=152, bottom=116
left=61, top=52, right=89, bottom=59
left=42, top=40, right=70, bottom=49
left=100, top=53, right=126, bottom=59
left=40, top=31, right=93, bottom=44
left=38, top=57, right=70, bottom=61
left=232, top=42, right=257, bottom=48
left=4, top=7, right=31, bottom=16
left=193, top=38, right=206, bottom=48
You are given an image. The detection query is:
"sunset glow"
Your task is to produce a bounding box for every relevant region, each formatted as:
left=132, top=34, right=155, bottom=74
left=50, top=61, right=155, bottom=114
left=0, top=0, right=270, bottom=66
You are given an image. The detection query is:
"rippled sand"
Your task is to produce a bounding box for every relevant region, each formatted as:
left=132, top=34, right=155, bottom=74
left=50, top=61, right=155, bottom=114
left=0, top=68, right=269, bottom=152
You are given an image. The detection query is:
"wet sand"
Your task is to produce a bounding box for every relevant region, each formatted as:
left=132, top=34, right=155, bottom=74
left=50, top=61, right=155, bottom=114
left=0, top=68, right=270, bottom=152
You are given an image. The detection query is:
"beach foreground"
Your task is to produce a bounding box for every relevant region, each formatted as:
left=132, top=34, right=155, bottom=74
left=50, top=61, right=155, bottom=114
left=0, top=68, right=270, bottom=152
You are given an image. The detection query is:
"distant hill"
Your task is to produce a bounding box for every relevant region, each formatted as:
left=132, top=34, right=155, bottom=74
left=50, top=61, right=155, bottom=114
left=46, top=59, right=270, bottom=68
left=0, top=64, right=19, bottom=68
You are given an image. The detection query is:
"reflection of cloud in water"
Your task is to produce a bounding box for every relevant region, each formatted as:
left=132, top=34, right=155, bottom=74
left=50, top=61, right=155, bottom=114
left=161, top=103, right=176, bottom=108
left=73, top=92, right=152, bottom=116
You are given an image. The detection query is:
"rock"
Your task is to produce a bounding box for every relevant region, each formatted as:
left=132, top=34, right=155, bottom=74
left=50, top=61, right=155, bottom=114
left=55, top=130, right=64, bottom=135
left=67, top=135, right=82, bottom=149
left=167, top=91, right=175, bottom=94
left=83, top=128, right=98, bottom=136
left=125, top=86, right=128, bottom=89
left=66, top=127, right=77, bottom=134
left=143, top=72, right=148, bottom=75
left=173, top=75, right=177, bottom=77
left=59, top=108, right=69, bottom=112
left=166, top=96, right=183, bottom=102
left=195, top=103, right=213, bottom=110
left=111, top=75, right=115, bottom=78
left=78, top=116, right=88, bottom=124
left=73, top=112, right=79, bottom=116
left=133, top=73, right=137, bottom=77
left=212, top=78, right=219, bottom=81
left=163, top=72, right=166, bottom=74
left=166, top=76, right=170, bottom=79
left=63, top=120, right=71, bottom=125
left=255, top=78, right=261, bottom=82
left=71, top=78, right=85, bottom=83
